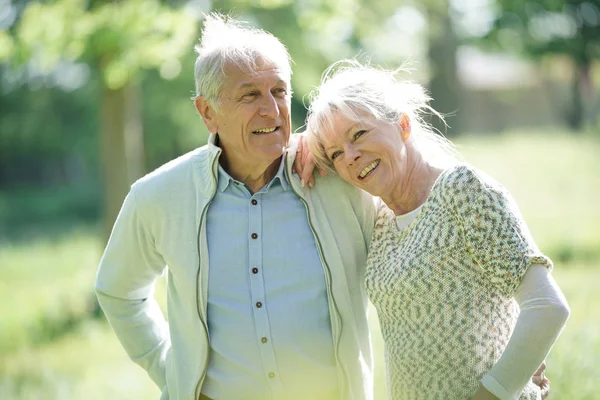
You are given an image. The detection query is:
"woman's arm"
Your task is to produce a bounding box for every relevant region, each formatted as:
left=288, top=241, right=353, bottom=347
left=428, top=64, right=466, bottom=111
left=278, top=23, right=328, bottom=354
left=477, top=264, right=570, bottom=400
left=443, top=166, right=570, bottom=400
left=292, top=133, right=325, bottom=188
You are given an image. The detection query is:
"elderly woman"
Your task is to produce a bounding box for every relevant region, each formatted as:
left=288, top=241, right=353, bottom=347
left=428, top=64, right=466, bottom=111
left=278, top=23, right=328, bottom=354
left=303, top=61, right=570, bottom=400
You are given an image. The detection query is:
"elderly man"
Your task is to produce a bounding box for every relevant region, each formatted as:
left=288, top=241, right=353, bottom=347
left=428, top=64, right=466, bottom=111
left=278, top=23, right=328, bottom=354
left=95, top=13, right=376, bottom=400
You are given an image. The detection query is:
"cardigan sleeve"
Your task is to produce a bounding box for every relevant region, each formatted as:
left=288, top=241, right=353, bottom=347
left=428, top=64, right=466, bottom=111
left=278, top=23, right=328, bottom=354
left=447, top=166, right=552, bottom=296
left=95, top=186, right=170, bottom=390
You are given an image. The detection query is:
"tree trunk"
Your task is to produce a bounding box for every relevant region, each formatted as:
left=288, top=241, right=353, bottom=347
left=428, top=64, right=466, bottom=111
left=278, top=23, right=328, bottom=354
left=567, top=58, right=594, bottom=131
left=124, top=82, right=146, bottom=183
left=568, top=63, right=584, bottom=131
left=427, top=7, right=463, bottom=136
left=100, top=80, right=146, bottom=242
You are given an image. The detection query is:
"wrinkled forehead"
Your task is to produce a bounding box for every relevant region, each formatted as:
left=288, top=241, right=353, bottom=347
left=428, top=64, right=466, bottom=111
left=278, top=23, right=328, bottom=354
left=222, top=57, right=291, bottom=90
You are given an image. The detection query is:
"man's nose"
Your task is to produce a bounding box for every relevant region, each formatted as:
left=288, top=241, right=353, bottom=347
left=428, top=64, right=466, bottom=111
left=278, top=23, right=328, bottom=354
left=258, top=94, right=280, bottom=119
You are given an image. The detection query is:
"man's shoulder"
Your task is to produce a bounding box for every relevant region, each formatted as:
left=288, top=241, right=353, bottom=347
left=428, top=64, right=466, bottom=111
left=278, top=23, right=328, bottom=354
left=131, top=144, right=215, bottom=198
left=312, top=173, right=369, bottom=200
left=310, top=174, right=376, bottom=220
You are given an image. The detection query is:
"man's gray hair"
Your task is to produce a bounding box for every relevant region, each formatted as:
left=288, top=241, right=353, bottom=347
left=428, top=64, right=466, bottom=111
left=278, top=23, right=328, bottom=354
left=194, top=13, right=292, bottom=110
left=306, top=59, right=460, bottom=172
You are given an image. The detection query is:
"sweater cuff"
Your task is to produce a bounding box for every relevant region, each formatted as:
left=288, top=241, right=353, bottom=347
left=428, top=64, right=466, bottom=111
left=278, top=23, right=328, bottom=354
left=481, top=374, right=516, bottom=400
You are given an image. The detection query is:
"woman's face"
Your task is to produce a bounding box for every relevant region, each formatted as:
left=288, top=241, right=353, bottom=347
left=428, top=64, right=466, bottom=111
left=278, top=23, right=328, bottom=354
left=318, top=111, right=409, bottom=197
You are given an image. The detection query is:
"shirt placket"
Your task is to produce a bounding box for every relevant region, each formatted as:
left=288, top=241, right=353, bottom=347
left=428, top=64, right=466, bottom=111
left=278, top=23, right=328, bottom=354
left=248, top=190, right=284, bottom=396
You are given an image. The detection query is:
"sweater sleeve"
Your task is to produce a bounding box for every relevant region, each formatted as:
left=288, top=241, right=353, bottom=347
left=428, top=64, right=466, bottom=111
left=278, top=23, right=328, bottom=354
left=481, top=264, right=570, bottom=400
left=449, top=166, right=553, bottom=296
left=94, top=187, right=170, bottom=389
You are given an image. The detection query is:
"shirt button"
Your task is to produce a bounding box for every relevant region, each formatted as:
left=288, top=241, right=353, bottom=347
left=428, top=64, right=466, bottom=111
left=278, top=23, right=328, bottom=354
left=268, top=372, right=275, bottom=379
left=251, top=233, right=258, bottom=239
left=256, top=301, right=262, bottom=308
left=251, top=199, right=258, bottom=205
left=261, top=337, right=268, bottom=344
left=252, top=267, right=259, bottom=274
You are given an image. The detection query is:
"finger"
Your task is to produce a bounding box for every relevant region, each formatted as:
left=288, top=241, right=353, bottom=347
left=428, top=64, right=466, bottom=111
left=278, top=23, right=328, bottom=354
left=293, top=152, right=303, bottom=176
left=540, top=378, right=550, bottom=399
left=318, top=167, right=327, bottom=177
left=532, top=361, right=546, bottom=386
left=533, top=362, right=546, bottom=377
left=301, top=156, right=317, bottom=188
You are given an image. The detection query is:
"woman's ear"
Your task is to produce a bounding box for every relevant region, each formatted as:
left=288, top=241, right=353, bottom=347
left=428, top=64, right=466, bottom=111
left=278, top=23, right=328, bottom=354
left=399, top=113, right=411, bottom=143
left=194, top=96, right=219, bottom=134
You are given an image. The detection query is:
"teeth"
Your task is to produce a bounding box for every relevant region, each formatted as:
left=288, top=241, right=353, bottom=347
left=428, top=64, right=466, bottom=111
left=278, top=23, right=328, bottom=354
left=253, top=127, right=277, bottom=134
left=359, top=160, right=380, bottom=178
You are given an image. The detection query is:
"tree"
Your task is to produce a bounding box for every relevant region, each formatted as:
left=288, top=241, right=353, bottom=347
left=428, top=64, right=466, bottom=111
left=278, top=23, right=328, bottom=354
left=5, top=0, right=198, bottom=239
left=486, top=0, right=600, bottom=130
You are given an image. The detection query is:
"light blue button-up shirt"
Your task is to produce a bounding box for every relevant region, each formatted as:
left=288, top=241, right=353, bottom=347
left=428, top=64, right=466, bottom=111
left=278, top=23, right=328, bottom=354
left=202, top=157, right=339, bottom=400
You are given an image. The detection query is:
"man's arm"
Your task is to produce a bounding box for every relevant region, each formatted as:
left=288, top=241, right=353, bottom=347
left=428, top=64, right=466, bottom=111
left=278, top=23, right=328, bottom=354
left=95, top=187, right=170, bottom=389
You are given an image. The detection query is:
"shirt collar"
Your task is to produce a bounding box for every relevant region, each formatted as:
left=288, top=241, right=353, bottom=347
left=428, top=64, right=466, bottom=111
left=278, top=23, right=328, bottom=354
left=216, top=156, right=289, bottom=193
left=269, top=156, right=289, bottom=192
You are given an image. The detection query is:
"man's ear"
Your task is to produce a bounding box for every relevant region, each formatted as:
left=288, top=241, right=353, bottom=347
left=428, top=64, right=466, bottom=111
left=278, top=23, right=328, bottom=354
left=399, top=113, right=411, bottom=143
left=194, top=96, right=219, bottom=134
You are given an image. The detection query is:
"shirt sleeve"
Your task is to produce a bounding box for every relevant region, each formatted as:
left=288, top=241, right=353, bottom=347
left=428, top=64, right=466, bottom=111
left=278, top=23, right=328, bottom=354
left=481, top=264, right=570, bottom=400
left=449, top=166, right=553, bottom=296
left=94, top=186, right=170, bottom=389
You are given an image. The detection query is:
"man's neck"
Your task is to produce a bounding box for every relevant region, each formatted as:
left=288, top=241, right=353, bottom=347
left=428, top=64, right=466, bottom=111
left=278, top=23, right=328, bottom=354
left=221, top=156, right=283, bottom=194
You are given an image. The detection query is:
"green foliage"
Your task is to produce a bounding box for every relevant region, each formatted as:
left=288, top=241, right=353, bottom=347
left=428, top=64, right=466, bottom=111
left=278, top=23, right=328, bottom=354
left=474, top=1, right=600, bottom=129
left=140, top=53, right=211, bottom=170
left=0, top=30, right=15, bottom=62
left=0, top=184, right=101, bottom=241
left=486, top=0, right=600, bottom=63
left=11, top=0, right=198, bottom=89
left=0, top=79, right=99, bottom=188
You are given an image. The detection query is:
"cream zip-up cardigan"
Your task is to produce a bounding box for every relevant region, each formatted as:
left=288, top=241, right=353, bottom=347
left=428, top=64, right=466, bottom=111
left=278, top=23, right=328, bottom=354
left=95, top=134, right=377, bottom=400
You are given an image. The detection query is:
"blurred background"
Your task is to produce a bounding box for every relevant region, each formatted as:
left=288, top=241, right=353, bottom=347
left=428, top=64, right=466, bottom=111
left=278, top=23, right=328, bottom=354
left=0, top=0, right=598, bottom=398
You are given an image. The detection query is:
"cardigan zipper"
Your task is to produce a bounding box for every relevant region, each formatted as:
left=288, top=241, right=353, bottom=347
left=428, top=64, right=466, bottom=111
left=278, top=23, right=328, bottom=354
left=194, top=156, right=219, bottom=400
left=284, top=161, right=349, bottom=398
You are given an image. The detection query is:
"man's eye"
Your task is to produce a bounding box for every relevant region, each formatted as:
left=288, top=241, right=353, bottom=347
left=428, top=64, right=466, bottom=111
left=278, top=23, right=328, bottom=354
left=354, top=130, right=367, bottom=140
left=330, top=150, right=342, bottom=160
left=243, top=92, right=259, bottom=100
left=273, top=88, right=288, bottom=96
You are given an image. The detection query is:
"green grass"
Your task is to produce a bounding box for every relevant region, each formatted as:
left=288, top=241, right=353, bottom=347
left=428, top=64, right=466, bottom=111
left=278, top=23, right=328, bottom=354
left=456, top=130, right=600, bottom=264
left=0, top=320, right=160, bottom=400
left=0, top=230, right=165, bottom=400
left=0, top=230, right=101, bottom=353
left=0, top=131, right=598, bottom=399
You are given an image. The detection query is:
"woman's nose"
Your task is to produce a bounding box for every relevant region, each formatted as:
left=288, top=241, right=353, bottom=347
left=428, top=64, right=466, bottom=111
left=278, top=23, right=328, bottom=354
left=344, top=145, right=361, bottom=166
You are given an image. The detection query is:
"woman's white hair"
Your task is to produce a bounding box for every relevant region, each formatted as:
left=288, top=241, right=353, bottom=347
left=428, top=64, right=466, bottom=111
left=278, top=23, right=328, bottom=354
left=194, top=13, right=292, bottom=111
left=306, top=59, right=461, bottom=172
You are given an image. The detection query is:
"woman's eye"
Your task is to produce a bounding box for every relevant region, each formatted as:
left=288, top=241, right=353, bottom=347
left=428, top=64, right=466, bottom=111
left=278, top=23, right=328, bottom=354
left=354, top=130, right=367, bottom=140
left=330, top=150, right=342, bottom=160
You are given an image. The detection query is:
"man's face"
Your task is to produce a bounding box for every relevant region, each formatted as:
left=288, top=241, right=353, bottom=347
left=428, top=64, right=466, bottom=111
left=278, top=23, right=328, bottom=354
left=200, top=58, right=292, bottom=173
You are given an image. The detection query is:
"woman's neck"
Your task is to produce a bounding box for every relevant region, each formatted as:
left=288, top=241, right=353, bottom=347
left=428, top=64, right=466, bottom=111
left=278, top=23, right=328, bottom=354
left=381, top=153, right=444, bottom=216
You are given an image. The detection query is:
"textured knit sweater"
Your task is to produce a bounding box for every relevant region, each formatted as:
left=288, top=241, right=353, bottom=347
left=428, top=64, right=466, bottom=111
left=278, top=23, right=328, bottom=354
left=366, top=164, right=550, bottom=400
